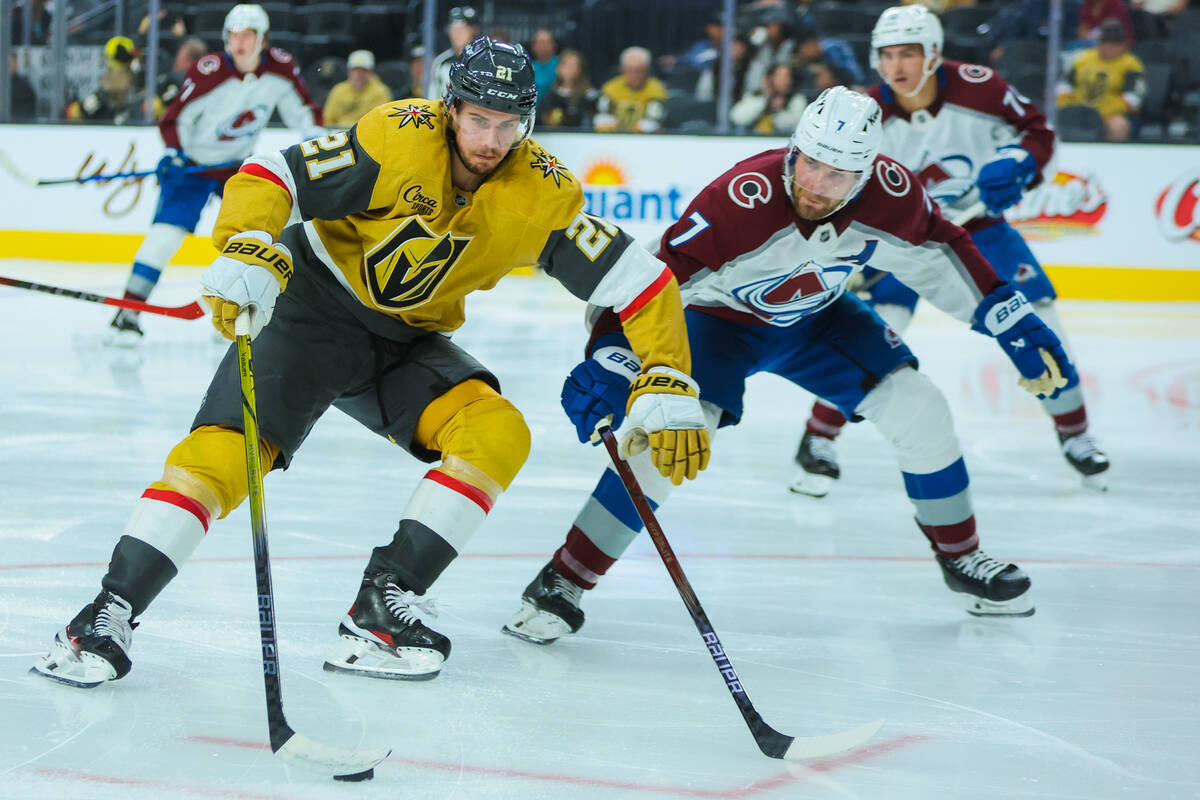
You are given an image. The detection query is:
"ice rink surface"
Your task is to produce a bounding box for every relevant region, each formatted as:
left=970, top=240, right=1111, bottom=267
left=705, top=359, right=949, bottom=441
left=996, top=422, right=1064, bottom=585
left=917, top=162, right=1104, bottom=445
left=1, top=260, right=1198, bottom=800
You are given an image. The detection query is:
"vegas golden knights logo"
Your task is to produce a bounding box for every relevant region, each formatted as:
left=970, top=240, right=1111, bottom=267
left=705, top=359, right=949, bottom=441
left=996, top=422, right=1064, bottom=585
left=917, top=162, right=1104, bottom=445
left=364, top=217, right=471, bottom=310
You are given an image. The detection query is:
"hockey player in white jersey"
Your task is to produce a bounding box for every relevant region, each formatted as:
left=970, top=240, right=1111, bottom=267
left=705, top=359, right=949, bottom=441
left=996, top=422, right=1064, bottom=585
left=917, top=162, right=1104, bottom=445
left=502, top=87, right=1077, bottom=647
left=791, top=5, right=1110, bottom=496
left=106, top=3, right=324, bottom=346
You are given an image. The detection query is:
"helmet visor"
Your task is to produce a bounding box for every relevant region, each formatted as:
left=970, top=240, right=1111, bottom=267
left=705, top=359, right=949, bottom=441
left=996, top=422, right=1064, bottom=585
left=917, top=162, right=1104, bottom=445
left=449, top=100, right=535, bottom=151
left=791, top=152, right=863, bottom=203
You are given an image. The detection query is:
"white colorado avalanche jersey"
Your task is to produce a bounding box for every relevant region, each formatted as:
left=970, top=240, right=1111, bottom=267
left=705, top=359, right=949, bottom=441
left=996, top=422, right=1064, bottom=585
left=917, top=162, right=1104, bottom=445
left=647, top=149, right=1001, bottom=330
left=868, top=61, right=1056, bottom=228
left=159, top=48, right=323, bottom=174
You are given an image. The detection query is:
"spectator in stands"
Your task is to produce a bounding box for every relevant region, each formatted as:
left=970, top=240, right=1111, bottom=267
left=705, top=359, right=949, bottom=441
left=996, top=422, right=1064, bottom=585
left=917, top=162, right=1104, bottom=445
left=695, top=31, right=755, bottom=103
left=8, top=54, right=38, bottom=120
left=152, top=36, right=207, bottom=119
left=66, top=36, right=140, bottom=125
left=1058, top=18, right=1145, bottom=141
left=980, top=0, right=1083, bottom=65
left=1079, top=0, right=1136, bottom=43
left=659, top=13, right=726, bottom=79
left=746, top=5, right=800, bottom=92
left=404, top=46, right=427, bottom=98
left=901, top=0, right=978, bottom=11
left=529, top=29, right=559, bottom=98
left=539, top=49, right=598, bottom=129
left=793, top=18, right=865, bottom=92
left=730, top=62, right=807, bottom=133
left=593, top=46, right=667, bottom=133
left=10, top=0, right=51, bottom=45
left=136, top=5, right=189, bottom=54
left=428, top=6, right=481, bottom=98
left=323, top=49, right=392, bottom=128
left=1132, top=0, right=1186, bottom=37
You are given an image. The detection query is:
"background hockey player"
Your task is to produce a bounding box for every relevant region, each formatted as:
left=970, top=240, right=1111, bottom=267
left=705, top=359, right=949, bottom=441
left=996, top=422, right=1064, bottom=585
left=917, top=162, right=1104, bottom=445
left=33, top=38, right=709, bottom=689
left=791, top=5, right=1109, bottom=498
left=106, top=3, right=324, bottom=346
left=503, top=86, right=1076, bottom=648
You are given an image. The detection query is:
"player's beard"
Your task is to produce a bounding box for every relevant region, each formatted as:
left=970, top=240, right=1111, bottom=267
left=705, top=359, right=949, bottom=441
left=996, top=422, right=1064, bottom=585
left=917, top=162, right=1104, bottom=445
left=791, top=187, right=840, bottom=220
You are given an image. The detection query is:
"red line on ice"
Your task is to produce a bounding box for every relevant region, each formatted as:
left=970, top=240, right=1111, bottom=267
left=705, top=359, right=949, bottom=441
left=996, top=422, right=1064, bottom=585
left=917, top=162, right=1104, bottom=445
left=182, top=733, right=927, bottom=798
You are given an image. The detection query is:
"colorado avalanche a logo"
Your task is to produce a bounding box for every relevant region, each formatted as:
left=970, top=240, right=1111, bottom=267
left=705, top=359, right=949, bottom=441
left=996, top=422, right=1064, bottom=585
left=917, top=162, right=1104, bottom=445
left=731, top=241, right=878, bottom=326
left=217, top=104, right=270, bottom=140
left=728, top=171, right=772, bottom=208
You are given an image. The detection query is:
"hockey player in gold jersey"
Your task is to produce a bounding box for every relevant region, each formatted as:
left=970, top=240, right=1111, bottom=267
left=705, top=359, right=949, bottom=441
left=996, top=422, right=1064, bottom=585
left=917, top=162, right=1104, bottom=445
left=34, top=38, right=710, bottom=687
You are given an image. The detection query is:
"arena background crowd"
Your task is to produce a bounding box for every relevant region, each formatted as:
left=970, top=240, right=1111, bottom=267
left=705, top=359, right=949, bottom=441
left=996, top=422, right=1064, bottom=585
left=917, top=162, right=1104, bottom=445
left=3, top=0, right=1199, bottom=143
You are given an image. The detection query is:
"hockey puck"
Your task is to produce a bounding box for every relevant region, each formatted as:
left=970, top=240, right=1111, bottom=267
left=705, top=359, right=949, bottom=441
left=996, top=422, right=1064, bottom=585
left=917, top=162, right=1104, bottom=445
left=333, top=768, right=374, bottom=782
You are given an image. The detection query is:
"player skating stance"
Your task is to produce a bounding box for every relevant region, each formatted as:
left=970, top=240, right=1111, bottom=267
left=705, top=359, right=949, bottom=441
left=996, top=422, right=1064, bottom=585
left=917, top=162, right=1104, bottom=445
left=503, top=86, right=1075, bottom=644
left=105, top=3, right=324, bottom=346
left=34, top=38, right=709, bottom=688
left=791, top=5, right=1109, bottom=497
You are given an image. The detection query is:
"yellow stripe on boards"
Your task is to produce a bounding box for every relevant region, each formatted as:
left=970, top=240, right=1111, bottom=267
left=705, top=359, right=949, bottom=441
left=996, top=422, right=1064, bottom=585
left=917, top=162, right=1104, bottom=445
left=1042, top=265, right=1200, bottom=302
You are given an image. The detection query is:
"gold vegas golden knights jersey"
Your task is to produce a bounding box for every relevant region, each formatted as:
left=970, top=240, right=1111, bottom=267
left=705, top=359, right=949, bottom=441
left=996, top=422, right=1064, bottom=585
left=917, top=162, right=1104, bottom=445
left=213, top=98, right=690, bottom=373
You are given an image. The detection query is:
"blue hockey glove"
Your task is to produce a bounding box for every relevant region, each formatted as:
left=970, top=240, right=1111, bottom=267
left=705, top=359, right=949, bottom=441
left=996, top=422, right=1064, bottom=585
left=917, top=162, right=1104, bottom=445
left=155, top=148, right=190, bottom=187
left=975, top=146, right=1037, bottom=215
left=561, top=334, right=642, bottom=443
left=973, top=283, right=1076, bottom=399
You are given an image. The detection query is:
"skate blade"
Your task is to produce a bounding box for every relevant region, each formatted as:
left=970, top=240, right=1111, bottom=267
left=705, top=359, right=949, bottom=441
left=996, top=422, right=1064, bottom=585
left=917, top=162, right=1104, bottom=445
left=1081, top=472, right=1109, bottom=492
left=101, top=330, right=144, bottom=349
left=322, top=634, right=443, bottom=681
left=30, top=643, right=117, bottom=689
left=964, top=593, right=1035, bottom=618
left=788, top=470, right=833, bottom=498
left=501, top=603, right=571, bottom=646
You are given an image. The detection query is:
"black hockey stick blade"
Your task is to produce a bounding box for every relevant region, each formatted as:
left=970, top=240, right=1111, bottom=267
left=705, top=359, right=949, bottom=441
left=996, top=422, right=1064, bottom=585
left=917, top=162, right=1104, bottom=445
left=595, top=424, right=884, bottom=761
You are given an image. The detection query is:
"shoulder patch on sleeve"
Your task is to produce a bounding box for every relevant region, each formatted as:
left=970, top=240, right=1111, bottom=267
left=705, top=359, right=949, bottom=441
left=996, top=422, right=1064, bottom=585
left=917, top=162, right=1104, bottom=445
left=875, top=158, right=913, bottom=198
left=196, top=54, right=221, bottom=75
left=268, top=46, right=293, bottom=64
left=386, top=101, right=439, bottom=131
left=957, top=63, right=995, bottom=84
left=528, top=145, right=575, bottom=188
left=727, top=171, right=774, bottom=209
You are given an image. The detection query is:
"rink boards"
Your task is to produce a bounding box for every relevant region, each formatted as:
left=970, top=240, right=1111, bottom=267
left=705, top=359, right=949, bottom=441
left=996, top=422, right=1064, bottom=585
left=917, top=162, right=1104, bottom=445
left=1, top=124, right=1198, bottom=300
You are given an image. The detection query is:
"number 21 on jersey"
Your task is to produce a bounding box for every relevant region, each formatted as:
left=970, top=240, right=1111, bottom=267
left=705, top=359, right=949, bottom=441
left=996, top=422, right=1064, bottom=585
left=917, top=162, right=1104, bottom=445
left=300, top=132, right=354, bottom=180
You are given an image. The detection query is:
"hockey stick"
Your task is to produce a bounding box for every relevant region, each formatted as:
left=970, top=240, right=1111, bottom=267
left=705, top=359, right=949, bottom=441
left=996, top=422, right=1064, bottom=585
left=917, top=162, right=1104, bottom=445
left=0, top=275, right=205, bottom=319
left=594, top=424, right=884, bottom=760
left=0, top=149, right=236, bottom=187
left=236, top=311, right=392, bottom=781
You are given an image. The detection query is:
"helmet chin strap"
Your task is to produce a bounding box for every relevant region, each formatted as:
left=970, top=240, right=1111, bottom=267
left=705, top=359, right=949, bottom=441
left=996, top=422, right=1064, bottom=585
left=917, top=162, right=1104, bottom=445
left=898, top=51, right=941, bottom=99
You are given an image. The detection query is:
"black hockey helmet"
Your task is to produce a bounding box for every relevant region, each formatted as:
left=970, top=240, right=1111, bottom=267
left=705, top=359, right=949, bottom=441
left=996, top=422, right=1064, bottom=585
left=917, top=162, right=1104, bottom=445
left=444, top=37, right=538, bottom=145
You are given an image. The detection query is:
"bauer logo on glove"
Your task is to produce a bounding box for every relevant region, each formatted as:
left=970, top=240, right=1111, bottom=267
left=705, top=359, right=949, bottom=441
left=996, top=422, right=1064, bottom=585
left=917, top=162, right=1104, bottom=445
left=222, top=239, right=294, bottom=283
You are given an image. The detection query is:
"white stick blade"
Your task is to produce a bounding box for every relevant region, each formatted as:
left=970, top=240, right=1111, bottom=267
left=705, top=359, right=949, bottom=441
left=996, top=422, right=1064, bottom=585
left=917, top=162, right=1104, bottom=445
left=782, top=718, right=885, bottom=761
left=276, top=733, right=391, bottom=775
left=0, top=149, right=39, bottom=188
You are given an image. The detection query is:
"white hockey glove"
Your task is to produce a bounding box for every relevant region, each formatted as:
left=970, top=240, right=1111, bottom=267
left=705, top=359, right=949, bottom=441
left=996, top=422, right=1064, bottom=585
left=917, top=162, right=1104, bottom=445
left=620, top=366, right=711, bottom=485
left=200, top=231, right=293, bottom=340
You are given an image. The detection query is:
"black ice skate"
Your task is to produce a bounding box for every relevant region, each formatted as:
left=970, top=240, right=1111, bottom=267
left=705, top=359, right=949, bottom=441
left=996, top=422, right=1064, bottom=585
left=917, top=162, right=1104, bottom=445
left=323, top=572, right=450, bottom=680
left=103, top=308, right=144, bottom=348
left=32, top=591, right=137, bottom=688
left=788, top=431, right=841, bottom=497
left=502, top=561, right=585, bottom=645
left=936, top=549, right=1035, bottom=617
left=1060, top=432, right=1110, bottom=491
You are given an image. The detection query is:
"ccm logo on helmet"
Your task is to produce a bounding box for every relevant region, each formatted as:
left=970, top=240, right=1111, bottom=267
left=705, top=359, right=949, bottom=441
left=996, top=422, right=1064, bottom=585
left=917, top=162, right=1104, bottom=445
left=728, top=172, right=773, bottom=208
left=485, top=88, right=519, bottom=100
left=875, top=160, right=912, bottom=197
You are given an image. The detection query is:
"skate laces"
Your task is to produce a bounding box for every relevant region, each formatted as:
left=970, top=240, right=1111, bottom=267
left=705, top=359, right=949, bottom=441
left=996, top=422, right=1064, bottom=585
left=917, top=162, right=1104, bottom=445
left=1062, top=433, right=1103, bottom=460
left=951, top=550, right=1009, bottom=582
left=806, top=434, right=837, bottom=465
left=94, top=593, right=134, bottom=650
left=382, top=584, right=439, bottom=626
left=549, top=571, right=583, bottom=607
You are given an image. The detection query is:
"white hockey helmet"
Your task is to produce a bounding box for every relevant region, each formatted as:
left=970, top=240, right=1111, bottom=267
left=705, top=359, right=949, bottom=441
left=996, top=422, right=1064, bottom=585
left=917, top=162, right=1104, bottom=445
left=784, top=86, right=883, bottom=215
left=224, top=3, right=270, bottom=51
left=870, top=5, right=943, bottom=97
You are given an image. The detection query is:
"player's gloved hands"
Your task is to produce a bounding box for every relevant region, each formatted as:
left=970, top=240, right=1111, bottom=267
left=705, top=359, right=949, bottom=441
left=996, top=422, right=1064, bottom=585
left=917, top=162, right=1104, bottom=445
left=156, top=148, right=190, bottom=186
left=620, top=366, right=711, bottom=485
left=560, top=335, right=642, bottom=443
left=976, top=145, right=1036, bottom=215
left=200, top=231, right=293, bottom=340
left=973, top=283, right=1074, bottom=399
